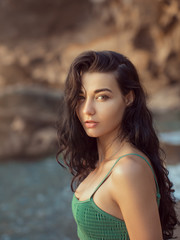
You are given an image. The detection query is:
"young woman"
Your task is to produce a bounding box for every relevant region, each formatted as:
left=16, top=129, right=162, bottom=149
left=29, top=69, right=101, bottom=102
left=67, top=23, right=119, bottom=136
left=56, top=50, right=179, bottom=240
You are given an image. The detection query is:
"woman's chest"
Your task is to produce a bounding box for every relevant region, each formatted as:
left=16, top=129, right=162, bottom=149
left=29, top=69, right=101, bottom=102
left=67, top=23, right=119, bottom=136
left=75, top=172, right=102, bottom=200
left=75, top=166, right=112, bottom=201
left=74, top=166, right=124, bottom=221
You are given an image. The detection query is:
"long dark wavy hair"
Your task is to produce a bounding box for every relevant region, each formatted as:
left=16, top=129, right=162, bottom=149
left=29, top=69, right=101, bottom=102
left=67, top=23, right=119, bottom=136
left=56, top=50, right=179, bottom=239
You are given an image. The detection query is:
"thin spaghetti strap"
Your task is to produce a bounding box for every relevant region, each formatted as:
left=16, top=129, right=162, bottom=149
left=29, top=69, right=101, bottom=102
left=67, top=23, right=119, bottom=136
left=90, top=153, right=143, bottom=199
left=90, top=155, right=122, bottom=198
left=90, top=153, right=161, bottom=200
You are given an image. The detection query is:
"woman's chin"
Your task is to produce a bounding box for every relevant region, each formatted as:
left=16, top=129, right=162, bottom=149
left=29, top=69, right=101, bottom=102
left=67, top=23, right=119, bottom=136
left=86, top=133, right=98, bottom=138
left=85, top=130, right=99, bottom=138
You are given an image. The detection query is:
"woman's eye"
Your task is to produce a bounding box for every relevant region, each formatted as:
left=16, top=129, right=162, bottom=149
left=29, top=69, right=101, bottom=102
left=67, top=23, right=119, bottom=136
left=78, top=95, right=85, bottom=101
left=96, top=95, right=109, bottom=101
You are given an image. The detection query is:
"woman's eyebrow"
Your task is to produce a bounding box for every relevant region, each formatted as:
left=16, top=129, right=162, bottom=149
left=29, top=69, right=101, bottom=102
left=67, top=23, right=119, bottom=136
left=94, top=88, right=112, bottom=93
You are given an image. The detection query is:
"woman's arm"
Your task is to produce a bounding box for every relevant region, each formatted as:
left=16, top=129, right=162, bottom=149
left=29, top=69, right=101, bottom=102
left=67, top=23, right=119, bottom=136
left=111, top=156, right=163, bottom=240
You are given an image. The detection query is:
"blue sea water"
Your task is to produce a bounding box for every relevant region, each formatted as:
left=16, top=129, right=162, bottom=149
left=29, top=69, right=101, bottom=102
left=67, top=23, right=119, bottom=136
left=159, top=131, right=180, bottom=145
left=159, top=130, right=180, bottom=201
left=168, top=164, right=180, bottom=201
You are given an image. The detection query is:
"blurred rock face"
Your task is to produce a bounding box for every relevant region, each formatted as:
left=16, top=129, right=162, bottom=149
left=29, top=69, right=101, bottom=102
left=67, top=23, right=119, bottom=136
left=0, top=0, right=179, bottom=160
left=0, top=85, right=63, bottom=160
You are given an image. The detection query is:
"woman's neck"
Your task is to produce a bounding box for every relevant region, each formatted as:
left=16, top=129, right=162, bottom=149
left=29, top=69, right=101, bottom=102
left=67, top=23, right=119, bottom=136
left=97, top=135, right=129, bottom=165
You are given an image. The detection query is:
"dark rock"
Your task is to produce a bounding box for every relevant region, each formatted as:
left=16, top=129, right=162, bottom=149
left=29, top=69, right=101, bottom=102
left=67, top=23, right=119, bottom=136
left=0, top=0, right=93, bottom=42
left=0, top=85, right=63, bottom=160
left=161, top=143, right=180, bottom=165
left=133, top=26, right=155, bottom=51
left=165, top=51, right=180, bottom=85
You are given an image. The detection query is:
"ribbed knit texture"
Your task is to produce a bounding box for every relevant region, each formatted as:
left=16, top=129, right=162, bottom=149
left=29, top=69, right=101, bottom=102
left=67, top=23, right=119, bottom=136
left=72, top=153, right=161, bottom=240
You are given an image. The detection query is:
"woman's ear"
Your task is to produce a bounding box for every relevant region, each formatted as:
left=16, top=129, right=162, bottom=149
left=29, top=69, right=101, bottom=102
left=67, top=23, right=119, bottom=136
left=125, top=90, right=134, bottom=106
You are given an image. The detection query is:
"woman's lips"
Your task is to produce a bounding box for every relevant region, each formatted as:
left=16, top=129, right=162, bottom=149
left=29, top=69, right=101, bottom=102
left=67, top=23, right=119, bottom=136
left=84, top=121, right=98, bottom=128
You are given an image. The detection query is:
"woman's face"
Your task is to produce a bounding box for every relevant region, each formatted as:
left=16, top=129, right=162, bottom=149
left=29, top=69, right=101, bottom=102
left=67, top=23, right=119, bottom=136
left=76, top=72, right=130, bottom=140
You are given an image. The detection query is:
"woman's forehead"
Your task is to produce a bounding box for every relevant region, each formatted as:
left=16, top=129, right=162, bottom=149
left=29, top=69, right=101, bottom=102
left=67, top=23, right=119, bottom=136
left=81, top=72, right=118, bottom=92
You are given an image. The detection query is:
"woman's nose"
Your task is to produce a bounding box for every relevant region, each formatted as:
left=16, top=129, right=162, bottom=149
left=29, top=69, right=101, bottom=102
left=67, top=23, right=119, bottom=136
left=83, top=99, right=95, bottom=115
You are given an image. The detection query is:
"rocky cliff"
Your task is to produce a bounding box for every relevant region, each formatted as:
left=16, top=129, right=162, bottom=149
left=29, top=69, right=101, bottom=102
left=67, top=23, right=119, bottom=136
left=0, top=0, right=179, bottom=160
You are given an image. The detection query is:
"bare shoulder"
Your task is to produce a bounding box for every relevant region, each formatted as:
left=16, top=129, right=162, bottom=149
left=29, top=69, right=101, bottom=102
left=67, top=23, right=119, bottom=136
left=112, top=154, right=152, bottom=181
left=109, top=154, right=163, bottom=240
left=110, top=154, right=156, bottom=202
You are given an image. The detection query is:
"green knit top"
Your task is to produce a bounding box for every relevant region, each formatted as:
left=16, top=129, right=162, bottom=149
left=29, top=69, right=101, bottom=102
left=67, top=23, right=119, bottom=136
left=72, top=153, right=161, bottom=240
